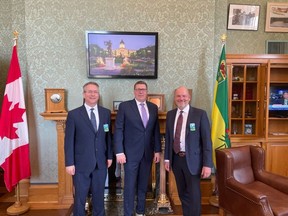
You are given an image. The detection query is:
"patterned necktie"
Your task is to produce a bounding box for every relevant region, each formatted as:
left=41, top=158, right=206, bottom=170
left=90, top=108, right=97, bottom=131
left=173, top=111, right=183, bottom=154
left=140, top=103, right=148, bottom=128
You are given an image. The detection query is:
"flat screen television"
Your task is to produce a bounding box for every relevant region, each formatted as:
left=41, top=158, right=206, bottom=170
left=85, top=31, right=158, bottom=79
left=269, top=85, right=288, bottom=117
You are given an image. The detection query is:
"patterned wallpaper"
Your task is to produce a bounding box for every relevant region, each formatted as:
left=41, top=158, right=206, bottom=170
left=0, top=0, right=287, bottom=183
left=0, top=1, right=12, bottom=106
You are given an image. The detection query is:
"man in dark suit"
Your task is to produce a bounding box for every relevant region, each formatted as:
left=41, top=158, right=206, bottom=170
left=164, top=86, right=212, bottom=216
left=64, top=81, right=113, bottom=216
left=114, top=80, right=161, bottom=216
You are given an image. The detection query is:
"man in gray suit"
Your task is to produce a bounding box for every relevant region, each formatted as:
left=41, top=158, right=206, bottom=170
left=65, top=82, right=113, bottom=216
left=114, top=80, right=161, bottom=216
left=164, top=86, right=212, bottom=216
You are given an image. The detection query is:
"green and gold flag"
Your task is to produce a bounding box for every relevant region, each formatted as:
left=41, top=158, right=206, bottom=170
left=211, top=44, right=231, bottom=166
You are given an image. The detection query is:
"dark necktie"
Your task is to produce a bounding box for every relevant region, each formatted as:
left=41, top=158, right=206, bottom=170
left=140, top=103, right=148, bottom=128
left=90, top=108, right=97, bottom=131
left=173, top=111, right=183, bottom=154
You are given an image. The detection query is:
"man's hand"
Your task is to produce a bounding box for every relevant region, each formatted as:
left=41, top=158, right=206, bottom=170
left=116, top=154, right=126, bottom=164
left=164, top=161, right=170, bottom=172
left=107, top=159, right=112, bottom=168
left=66, top=165, right=75, bottom=175
left=154, top=152, right=161, bottom=163
left=201, top=166, right=211, bottom=178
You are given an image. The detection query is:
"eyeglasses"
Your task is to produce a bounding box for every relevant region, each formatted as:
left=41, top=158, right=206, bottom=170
left=85, top=90, right=99, bottom=94
left=134, top=88, right=147, bottom=92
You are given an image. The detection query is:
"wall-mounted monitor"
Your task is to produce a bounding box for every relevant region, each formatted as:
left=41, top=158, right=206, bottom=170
left=269, top=85, right=288, bottom=117
left=85, top=31, right=158, bottom=79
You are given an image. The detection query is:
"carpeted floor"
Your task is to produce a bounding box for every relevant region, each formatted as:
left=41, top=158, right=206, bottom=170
left=82, top=199, right=174, bottom=216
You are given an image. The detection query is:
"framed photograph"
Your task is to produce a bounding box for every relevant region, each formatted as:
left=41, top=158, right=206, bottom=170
left=85, top=31, right=158, bottom=79
left=266, top=40, right=288, bottom=54
left=227, top=4, right=260, bottom=31
left=265, top=2, right=288, bottom=32
left=147, top=94, right=165, bottom=112
left=113, top=101, right=122, bottom=112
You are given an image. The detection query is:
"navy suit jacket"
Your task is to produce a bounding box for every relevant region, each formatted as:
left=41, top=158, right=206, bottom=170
left=164, top=106, right=213, bottom=175
left=114, top=99, right=161, bottom=162
left=64, top=105, right=112, bottom=173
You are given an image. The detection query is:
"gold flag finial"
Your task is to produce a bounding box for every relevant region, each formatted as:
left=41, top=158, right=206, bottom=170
left=220, top=34, right=227, bottom=43
left=13, top=31, right=19, bottom=39
left=13, top=31, right=19, bottom=46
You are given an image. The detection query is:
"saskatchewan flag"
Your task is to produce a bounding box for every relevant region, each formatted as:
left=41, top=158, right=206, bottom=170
left=211, top=44, right=231, bottom=166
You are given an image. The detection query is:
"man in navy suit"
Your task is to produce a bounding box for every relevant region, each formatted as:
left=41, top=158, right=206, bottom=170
left=114, top=80, right=161, bottom=216
left=164, top=86, right=212, bottom=216
left=64, top=81, right=113, bottom=216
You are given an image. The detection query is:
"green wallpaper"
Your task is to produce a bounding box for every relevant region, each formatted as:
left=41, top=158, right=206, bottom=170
left=0, top=0, right=286, bottom=183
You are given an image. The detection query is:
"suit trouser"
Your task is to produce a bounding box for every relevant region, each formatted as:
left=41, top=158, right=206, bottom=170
left=73, top=168, right=107, bottom=216
left=123, top=159, right=152, bottom=216
left=172, top=154, right=201, bottom=216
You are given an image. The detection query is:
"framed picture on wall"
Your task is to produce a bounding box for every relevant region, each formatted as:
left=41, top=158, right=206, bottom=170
left=85, top=31, right=158, bottom=79
left=113, top=101, right=123, bottom=112
left=227, top=4, right=260, bottom=31
left=265, top=2, right=288, bottom=33
left=266, top=40, right=288, bottom=54
left=147, top=94, right=165, bottom=112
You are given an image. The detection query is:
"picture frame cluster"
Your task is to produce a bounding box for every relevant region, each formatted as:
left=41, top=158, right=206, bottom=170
left=227, top=3, right=288, bottom=33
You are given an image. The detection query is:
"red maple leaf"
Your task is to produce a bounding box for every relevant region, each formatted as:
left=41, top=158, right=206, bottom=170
left=0, top=95, right=25, bottom=139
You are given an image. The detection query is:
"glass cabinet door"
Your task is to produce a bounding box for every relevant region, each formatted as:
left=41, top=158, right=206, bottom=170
left=230, top=64, right=259, bottom=136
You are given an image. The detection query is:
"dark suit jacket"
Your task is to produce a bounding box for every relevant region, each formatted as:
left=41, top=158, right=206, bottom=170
left=164, top=106, right=212, bottom=175
left=114, top=99, right=161, bottom=162
left=64, top=105, right=112, bottom=173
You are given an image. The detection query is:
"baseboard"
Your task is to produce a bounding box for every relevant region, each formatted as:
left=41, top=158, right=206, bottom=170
left=28, top=183, right=70, bottom=210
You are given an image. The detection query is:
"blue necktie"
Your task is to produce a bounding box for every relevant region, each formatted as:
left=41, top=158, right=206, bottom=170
left=90, top=108, right=97, bottom=131
left=140, top=103, right=148, bottom=128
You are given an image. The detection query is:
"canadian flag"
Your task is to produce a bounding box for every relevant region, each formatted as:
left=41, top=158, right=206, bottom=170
left=0, top=44, right=31, bottom=192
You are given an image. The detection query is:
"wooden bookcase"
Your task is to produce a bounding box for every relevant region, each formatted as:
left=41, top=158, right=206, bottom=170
left=226, top=54, right=288, bottom=177
left=266, top=60, right=288, bottom=137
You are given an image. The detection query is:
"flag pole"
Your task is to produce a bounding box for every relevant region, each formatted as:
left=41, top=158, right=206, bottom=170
left=7, top=184, right=29, bottom=215
left=209, top=34, right=227, bottom=209
left=6, top=31, right=30, bottom=216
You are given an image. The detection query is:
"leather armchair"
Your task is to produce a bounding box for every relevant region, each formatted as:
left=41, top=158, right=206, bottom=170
left=216, top=145, right=288, bottom=216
